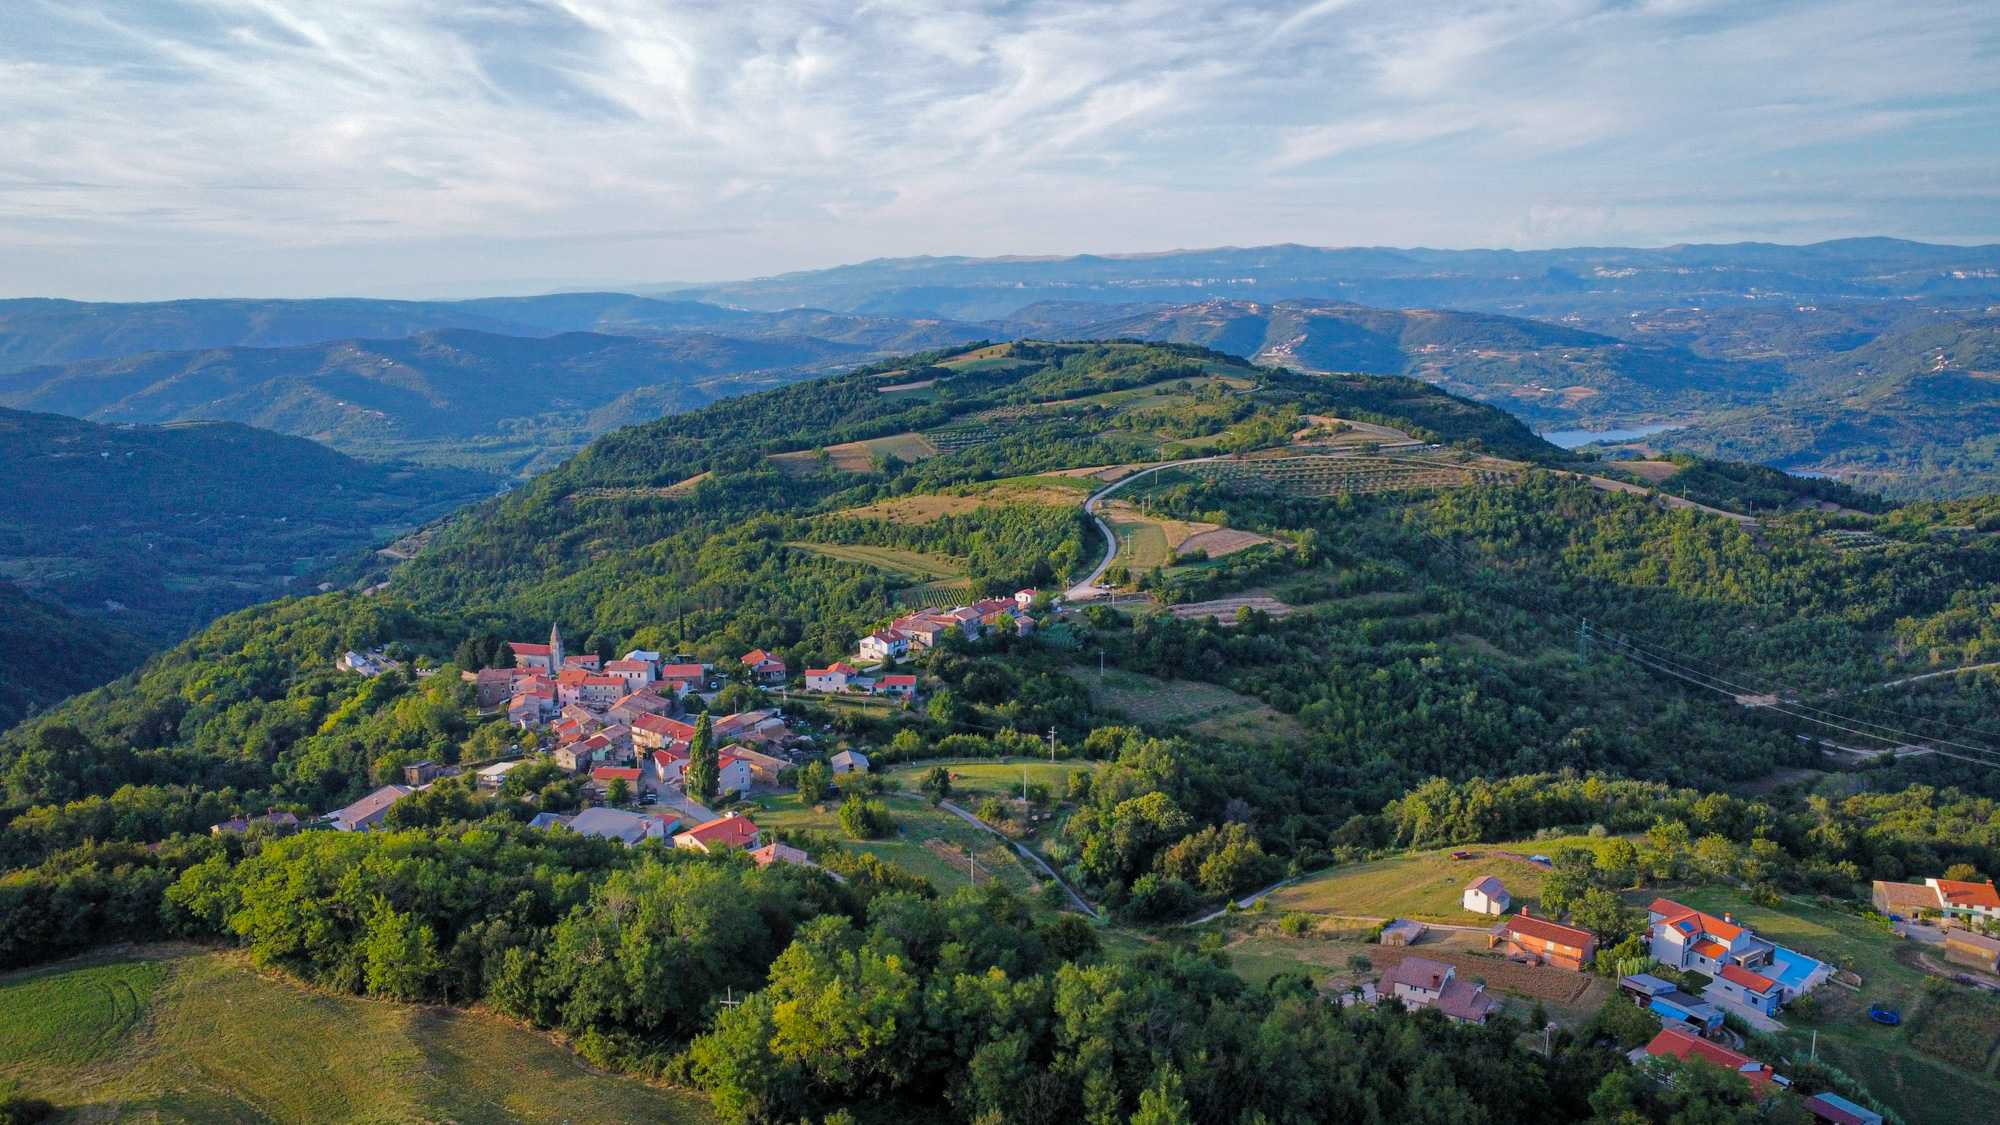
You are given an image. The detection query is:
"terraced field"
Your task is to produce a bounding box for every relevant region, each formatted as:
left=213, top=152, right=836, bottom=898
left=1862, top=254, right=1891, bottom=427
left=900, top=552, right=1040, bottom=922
left=786, top=542, right=963, bottom=582
left=1185, top=455, right=1513, bottom=497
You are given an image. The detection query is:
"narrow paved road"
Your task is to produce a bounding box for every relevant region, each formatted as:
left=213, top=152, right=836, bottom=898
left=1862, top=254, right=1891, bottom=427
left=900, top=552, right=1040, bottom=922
left=891, top=792, right=1096, bottom=914
left=1065, top=458, right=1218, bottom=601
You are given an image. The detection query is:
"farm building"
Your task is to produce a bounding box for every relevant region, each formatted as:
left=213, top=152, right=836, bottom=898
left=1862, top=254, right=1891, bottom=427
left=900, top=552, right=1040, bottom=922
left=1490, top=914, right=1595, bottom=971
left=1944, top=928, right=2000, bottom=973
left=1379, top=919, right=1426, bottom=947
left=1617, top=974, right=1723, bottom=1035
left=831, top=749, right=870, bottom=775
left=1385, top=956, right=1498, bottom=1025
left=1462, top=875, right=1509, bottom=915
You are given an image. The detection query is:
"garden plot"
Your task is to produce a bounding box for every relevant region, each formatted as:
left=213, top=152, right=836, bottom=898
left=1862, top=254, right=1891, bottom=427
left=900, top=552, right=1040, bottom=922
left=1070, top=666, right=1266, bottom=727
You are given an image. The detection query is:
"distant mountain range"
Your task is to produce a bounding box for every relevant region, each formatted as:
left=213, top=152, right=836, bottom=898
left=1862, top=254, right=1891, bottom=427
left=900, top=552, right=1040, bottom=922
left=0, top=407, right=493, bottom=645
left=5, top=238, right=2000, bottom=495
left=649, top=238, right=2000, bottom=320
left=0, top=328, right=894, bottom=475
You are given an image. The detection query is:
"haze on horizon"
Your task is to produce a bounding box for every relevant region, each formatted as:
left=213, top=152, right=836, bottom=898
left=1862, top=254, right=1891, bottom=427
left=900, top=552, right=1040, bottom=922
left=5, top=0, right=1998, bottom=302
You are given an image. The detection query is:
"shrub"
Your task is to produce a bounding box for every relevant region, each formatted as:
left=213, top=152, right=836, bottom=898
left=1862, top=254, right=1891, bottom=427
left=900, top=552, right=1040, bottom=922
left=977, top=798, right=1009, bottom=824
left=838, top=796, right=892, bottom=840
left=1278, top=912, right=1315, bottom=938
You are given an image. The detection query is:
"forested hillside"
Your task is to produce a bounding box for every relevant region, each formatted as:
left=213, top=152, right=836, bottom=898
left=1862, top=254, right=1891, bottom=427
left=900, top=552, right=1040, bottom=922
left=0, top=329, right=876, bottom=475
left=4, top=339, right=1998, bottom=1125
left=0, top=407, right=493, bottom=643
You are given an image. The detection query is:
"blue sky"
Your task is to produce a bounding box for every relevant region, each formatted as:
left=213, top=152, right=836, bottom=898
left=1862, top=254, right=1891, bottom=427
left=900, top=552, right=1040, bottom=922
left=3, top=0, right=1998, bottom=299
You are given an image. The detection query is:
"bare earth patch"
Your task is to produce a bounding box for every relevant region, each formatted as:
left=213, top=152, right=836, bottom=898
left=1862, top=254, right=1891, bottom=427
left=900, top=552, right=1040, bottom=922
left=1169, top=594, right=1295, bottom=620
left=1619, top=460, right=1683, bottom=484
left=1178, top=528, right=1272, bottom=557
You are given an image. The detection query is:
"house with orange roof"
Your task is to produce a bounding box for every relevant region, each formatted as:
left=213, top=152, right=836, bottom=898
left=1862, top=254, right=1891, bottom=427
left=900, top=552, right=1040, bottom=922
left=657, top=663, right=708, bottom=695
left=741, top=650, right=787, bottom=684
left=1647, top=898, right=1777, bottom=975
left=878, top=673, right=918, bottom=698
left=674, top=813, right=761, bottom=853
left=632, top=713, right=698, bottom=751
left=652, top=746, right=691, bottom=785
left=858, top=630, right=910, bottom=662
left=603, top=658, right=655, bottom=692
left=1639, top=1027, right=1783, bottom=1095
left=1489, top=913, right=1596, bottom=971
left=1925, top=877, right=2000, bottom=925
left=806, top=662, right=862, bottom=692
left=1712, top=963, right=1783, bottom=1016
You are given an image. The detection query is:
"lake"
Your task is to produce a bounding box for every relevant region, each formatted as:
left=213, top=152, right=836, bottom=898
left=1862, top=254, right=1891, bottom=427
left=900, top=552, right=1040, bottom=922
left=1539, top=423, right=1682, bottom=449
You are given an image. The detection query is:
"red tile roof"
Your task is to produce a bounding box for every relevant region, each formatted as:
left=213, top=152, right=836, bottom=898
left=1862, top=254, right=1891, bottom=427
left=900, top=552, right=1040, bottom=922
left=591, top=767, right=641, bottom=782
left=510, top=642, right=552, bottom=656
left=881, top=674, right=917, bottom=687
left=633, top=714, right=697, bottom=740
left=1933, top=879, right=2000, bottom=909
left=1643, top=1028, right=1776, bottom=1091
left=676, top=814, right=760, bottom=851
left=1503, top=914, right=1594, bottom=951
left=1692, top=939, right=1729, bottom=960
left=1651, top=897, right=1744, bottom=941
left=1717, top=964, right=1779, bottom=994
left=659, top=663, right=706, bottom=679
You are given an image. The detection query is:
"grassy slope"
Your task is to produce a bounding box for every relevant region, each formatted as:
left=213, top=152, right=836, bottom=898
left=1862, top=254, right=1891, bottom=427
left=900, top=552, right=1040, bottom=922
left=0, top=948, right=714, bottom=1125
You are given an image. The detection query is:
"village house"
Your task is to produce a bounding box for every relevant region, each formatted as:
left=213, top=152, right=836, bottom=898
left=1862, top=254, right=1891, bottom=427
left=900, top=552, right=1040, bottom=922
left=716, top=754, right=757, bottom=796
left=1647, top=897, right=1827, bottom=1006
left=878, top=674, right=918, bottom=698
left=1712, top=964, right=1784, bottom=1017
left=830, top=749, right=869, bottom=775
left=750, top=842, right=821, bottom=873
left=1462, top=875, right=1509, bottom=915
left=588, top=766, right=642, bottom=801
left=465, top=667, right=516, bottom=711
left=1489, top=913, right=1595, bottom=971
left=806, top=662, right=861, bottom=692
left=633, top=713, right=698, bottom=752
left=858, top=630, right=910, bottom=662
left=1870, top=879, right=1943, bottom=918
left=1386, top=956, right=1498, bottom=1024
left=330, top=785, right=412, bottom=832
left=658, top=663, right=709, bottom=695
left=568, top=807, right=673, bottom=846
left=606, top=689, right=674, bottom=725
left=403, top=759, right=448, bottom=785
left=1927, top=877, right=2000, bottom=925
left=338, top=650, right=391, bottom=677
left=1637, top=1028, right=1783, bottom=1095
left=652, top=747, right=691, bottom=785
left=741, top=650, right=788, bottom=685
left=724, top=744, right=789, bottom=784
left=674, top=812, right=761, bottom=853
left=603, top=658, right=655, bottom=692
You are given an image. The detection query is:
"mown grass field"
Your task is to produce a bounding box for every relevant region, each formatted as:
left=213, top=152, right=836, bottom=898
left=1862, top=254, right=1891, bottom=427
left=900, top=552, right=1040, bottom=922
left=745, top=792, right=1042, bottom=893
left=1259, top=842, right=1642, bottom=923
left=0, top=948, right=715, bottom=1125
left=786, top=541, right=964, bottom=582
left=1657, top=887, right=2000, bottom=1125
left=1069, top=665, right=1269, bottom=729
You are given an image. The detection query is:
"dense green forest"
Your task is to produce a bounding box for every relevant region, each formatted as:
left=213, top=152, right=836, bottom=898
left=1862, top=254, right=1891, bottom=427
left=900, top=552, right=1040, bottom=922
left=4, top=338, right=1998, bottom=1123
left=0, top=407, right=494, bottom=643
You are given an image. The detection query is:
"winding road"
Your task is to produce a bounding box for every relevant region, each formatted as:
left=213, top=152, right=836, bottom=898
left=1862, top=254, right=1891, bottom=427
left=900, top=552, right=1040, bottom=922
left=1064, top=458, right=1217, bottom=601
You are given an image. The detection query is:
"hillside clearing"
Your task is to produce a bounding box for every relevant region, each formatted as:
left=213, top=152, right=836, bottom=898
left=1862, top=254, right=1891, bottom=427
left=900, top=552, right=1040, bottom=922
left=838, top=474, right=1092, bottom=524
left=1070, top=665, right=1269, bottom=728
left=0, top=948, right=714, bottom=1125
left=787, top=542, right=963, bottom=582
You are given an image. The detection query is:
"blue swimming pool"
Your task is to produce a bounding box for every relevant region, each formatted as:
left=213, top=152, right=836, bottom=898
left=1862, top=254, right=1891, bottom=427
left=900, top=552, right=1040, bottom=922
left=1768, top=946, right=1824, bottom=993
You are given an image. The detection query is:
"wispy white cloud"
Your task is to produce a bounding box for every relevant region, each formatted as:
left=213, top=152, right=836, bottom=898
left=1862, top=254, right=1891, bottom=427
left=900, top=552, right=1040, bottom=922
left=0, top=0, right=1996, bottom=297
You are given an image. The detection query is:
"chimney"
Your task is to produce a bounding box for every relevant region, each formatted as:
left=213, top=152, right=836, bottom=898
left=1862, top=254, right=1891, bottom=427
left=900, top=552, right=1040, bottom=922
left=1723, top=913, right=1734, bottom=924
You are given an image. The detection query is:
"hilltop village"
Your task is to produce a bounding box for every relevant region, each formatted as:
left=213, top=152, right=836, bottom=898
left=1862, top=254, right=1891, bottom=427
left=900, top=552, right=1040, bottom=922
left=320, top=593, right=1043, bottom=855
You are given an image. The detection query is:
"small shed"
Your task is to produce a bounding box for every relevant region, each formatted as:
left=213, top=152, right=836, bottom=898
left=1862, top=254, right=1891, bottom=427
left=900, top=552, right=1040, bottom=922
left=1380, top=919, right=1426, bottom=947
left=830, top=749, right=870, bottom=775
left=403, top=759, right=447, bottom=785
left=1944, top=928, right=2000, bottom=973
left=1463, top=875, right=1510, bottom=915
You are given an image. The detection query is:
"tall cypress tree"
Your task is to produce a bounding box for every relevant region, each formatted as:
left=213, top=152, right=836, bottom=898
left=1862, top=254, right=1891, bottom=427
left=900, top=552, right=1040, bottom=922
left=687, top=711, right=719, bottom=803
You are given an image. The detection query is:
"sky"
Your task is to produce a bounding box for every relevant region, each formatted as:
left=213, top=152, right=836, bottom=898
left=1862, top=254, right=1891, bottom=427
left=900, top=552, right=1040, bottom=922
left=4, top=0, right=1999, bottom=300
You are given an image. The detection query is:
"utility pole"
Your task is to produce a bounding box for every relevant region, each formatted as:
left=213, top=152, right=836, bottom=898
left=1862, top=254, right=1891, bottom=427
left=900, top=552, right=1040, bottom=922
left=1048, top=726, right=1057, bottom=762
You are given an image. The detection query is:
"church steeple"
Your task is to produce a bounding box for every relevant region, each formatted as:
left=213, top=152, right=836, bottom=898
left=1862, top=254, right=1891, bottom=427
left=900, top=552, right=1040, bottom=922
left=549, top=622, right=565, bottom=669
